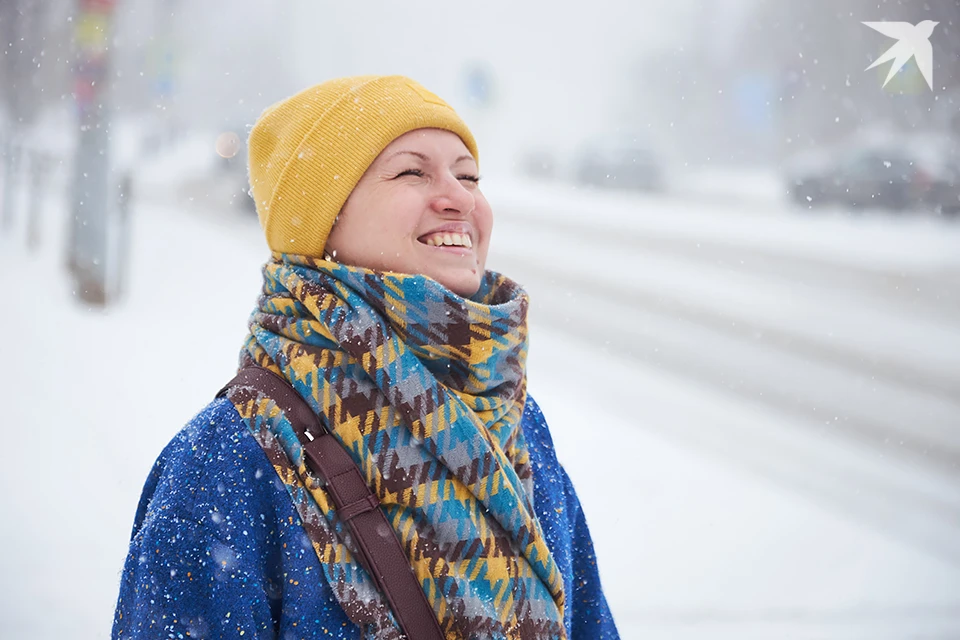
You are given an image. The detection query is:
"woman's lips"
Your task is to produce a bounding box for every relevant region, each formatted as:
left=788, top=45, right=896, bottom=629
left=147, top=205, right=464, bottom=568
left=418, top=231, right=473, bottom=248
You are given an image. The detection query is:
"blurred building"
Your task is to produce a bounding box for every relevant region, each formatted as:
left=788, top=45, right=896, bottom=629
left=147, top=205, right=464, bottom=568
left=744, top=0, right=960, bottom=151
left=626, top=0, right=960, bottom=166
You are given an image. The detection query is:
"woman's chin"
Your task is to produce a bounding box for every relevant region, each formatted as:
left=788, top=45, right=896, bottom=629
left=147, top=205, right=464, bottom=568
left=430, top=269, right=483, bottom=298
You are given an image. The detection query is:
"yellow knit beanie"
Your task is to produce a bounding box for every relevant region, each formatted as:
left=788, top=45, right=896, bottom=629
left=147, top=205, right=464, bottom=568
left=247, top=75, right=479, bottom=257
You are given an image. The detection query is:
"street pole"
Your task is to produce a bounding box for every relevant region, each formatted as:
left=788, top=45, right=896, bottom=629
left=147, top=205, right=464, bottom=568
left=26, top=151, right=50, bottom=251
left=0, top=135, right=19, bottom=233
left=68, top=0, right=117, bottom=306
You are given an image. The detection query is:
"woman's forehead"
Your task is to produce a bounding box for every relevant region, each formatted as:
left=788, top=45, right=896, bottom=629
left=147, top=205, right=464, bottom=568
left=379, top=129, right=475, bottom=162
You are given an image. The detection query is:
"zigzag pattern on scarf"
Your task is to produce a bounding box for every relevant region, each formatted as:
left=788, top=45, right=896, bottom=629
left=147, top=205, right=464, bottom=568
left=227, top=255, right=566, bottom=640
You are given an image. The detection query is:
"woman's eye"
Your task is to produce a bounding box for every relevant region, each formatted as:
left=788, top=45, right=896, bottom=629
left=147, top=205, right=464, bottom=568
left=394, top=169, right=480, bottom=184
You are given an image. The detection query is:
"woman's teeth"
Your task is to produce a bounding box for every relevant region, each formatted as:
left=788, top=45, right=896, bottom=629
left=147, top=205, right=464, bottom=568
left=423, top=233, right=472, bottom=248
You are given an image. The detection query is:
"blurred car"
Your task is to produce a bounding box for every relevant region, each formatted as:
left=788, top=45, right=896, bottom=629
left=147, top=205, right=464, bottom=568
left=917, top=160, right=960, bottom=216
left=786, top=145, right=918, bottom=210
left=904, top=135, right=960, bottom=216
left=786, top=136, right=960, bottom=214
left=575, top=136, right=664, bottom=191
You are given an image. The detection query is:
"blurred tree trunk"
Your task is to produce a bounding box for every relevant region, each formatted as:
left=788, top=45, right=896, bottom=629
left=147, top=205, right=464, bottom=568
left=0, top=0, right=73, bottom=126
left=0, top=1, right=45, bottom=129
left=0, top=1, right=43, bottom=231
left=0, top=0, right=73, bottom=232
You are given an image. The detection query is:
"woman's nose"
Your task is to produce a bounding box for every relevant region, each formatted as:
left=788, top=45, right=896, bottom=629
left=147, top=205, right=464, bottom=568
left=430, top=174, right=475, bottom=216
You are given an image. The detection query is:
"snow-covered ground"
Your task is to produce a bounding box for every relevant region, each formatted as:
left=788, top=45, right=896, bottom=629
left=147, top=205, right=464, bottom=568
left=1, top=160, right=959, bottom=639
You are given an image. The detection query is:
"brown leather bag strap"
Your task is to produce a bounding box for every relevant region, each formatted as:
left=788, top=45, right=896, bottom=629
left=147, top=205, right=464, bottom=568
left=217, top=366, right=445, bottom=640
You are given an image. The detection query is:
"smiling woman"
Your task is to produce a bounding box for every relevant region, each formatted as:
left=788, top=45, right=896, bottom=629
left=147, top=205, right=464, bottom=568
left=326, top=129, right=492, bottom=297
left=112, top=75, right=619, bottom=640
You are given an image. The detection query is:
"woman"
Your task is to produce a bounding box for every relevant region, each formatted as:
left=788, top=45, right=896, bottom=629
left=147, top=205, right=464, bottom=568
left=113, top=75, right=618, bottom=639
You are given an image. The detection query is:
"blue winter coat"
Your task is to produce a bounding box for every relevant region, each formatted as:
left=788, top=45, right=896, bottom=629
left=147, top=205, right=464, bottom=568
left=113, top=395, right=619, bottom=639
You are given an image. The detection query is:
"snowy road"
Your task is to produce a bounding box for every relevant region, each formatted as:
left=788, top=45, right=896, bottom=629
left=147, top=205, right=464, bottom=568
left=490, top=182, right=960, bottom=537
left=485, top=181, right=960, bottom=637
left=1, top=175, right=959, bottom=638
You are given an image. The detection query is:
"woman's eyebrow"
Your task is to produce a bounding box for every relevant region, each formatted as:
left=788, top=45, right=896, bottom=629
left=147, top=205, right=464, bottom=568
left=386, top=150, right=429, bottom=162
left=384, top=150, right=475, bottom=165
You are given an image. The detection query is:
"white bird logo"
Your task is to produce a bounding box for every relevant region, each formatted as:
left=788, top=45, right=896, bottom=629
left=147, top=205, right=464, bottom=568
left=862, top=20, right=938, bottom=90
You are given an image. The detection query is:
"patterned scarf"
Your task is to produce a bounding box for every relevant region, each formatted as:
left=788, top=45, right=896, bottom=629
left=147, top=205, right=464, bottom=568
left=225, top=254, right=566, bottom=639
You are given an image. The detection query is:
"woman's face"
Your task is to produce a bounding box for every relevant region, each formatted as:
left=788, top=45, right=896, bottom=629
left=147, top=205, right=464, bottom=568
left=324, top=128, right=492, bottom=297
